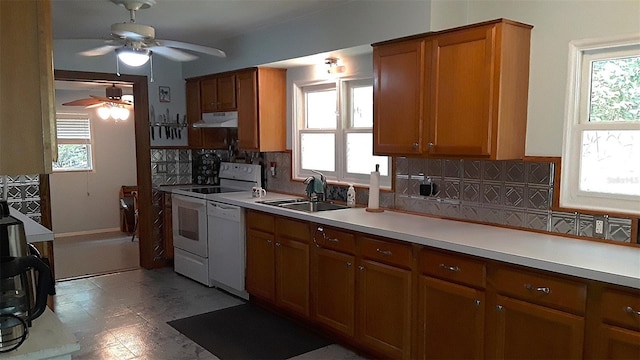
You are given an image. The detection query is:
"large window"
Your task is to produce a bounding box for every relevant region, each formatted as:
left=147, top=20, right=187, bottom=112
left=294, top=78, right=390, bottom=188
left=561, top=34, right=640, bottom=215
left=53, top=113, right=94, bottom=172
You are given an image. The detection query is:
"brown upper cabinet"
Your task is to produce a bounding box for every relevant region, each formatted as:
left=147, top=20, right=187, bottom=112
left=236, top=67, right=287, bottom=151
left=200, top=73, right=237, bottom=112
left=185, top=78, right=230, bottom=149
left=185, top=67, right=286, bottom=151
left=0, top=0, right=56, bottom=174
left=373, top=19, right=532, bottom=160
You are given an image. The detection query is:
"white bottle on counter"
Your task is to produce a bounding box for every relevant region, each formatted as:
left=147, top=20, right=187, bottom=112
left=347, top=185, right=356, bottom=207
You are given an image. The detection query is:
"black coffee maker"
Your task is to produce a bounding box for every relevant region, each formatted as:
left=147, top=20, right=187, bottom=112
left=0, top=200, right=53, bottom=352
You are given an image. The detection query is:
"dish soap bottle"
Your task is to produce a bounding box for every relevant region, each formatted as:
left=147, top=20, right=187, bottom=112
left=347, top=185, right=356, bottom=207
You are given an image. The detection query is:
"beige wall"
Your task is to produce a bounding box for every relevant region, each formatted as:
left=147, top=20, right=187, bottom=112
left=429, top=0, right=640, bottom=156
left=50, top=89, right=137, bottom=235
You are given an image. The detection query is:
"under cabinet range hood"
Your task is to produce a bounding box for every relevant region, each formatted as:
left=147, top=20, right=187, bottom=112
left=192, top=111, right=238, bottom=128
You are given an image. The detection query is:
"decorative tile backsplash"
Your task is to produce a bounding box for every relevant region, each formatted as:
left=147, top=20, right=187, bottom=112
left=0, top=174, right=42, bottom=223
left=263, top=152, right=636, bottom=244
left=150, top=149, right=193, bottom=186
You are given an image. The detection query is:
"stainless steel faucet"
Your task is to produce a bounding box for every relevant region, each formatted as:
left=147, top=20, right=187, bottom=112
left=311, top=170, right=327, bottom=202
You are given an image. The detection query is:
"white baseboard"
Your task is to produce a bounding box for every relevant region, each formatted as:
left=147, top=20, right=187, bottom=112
left=55, top=228, right=122, bottom=238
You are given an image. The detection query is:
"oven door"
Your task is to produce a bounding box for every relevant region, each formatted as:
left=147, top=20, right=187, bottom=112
left=171, top=193, right=208, bottom=257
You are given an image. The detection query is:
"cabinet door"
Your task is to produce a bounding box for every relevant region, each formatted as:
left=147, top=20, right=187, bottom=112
left=313, top=247, right=356, bottom=337
left=373, top=39, right=426, bottom=155
left=200, top=74, right=237, bottom=112
left=201, top=128, right=229, bottom=149
left=599, top=325, right=640, bottom=359
left=275, top=238, right=309, bottom=317
left=236, top=70, right=259, bottom=150
left=216, top=74, right=237, bottom=111
left=419, top=276, right=484, bottom=359
left=428, top=25, right=495, bottom=157
left=245, top=229, right=275, bottom=301
left=357, top=259, right=412, bottom=359
left=494, top=295, right=584, bottom=359
left=186, top=79, right=203, bottom=148
left=200, top=77, right=218, bottom=113
left=0, top=0, right=55, bottom=174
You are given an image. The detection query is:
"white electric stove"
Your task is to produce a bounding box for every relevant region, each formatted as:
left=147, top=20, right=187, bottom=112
left=171, top=162, right=261, bottom=299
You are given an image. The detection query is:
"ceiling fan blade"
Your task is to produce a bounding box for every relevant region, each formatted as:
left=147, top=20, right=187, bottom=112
left=62, top=98, right=102, bottom=107
left=149, top=46, right=198, bottom=62
left=79, top=44, right=120, bottom=57
left=89, top=95, right=131, bottom=106
left=156, top=39, right=226, bottom=58
left=85, top=102, right=106, bottom=109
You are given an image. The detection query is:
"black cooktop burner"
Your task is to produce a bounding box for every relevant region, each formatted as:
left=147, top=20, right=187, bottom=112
left=188, top=187, right=240, bottom=194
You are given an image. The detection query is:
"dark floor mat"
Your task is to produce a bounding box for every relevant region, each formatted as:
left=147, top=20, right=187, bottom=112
left=168, top=303, right=332, bottom=359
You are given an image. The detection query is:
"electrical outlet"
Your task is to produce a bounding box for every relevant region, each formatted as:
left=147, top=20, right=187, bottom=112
left=593, top=215, right=606, bottom=238
left=157, top=163, right=167, bottom=174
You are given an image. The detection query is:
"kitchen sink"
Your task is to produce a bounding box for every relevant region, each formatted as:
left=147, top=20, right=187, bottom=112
left=258, top=198, right=350, bottom=212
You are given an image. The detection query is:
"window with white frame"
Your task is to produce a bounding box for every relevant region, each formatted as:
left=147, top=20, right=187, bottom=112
left=560, top=34, right=640, bottom=215
left=53, top=113, right=94, bottom=172
left=294, top=78, right=391, bottom=188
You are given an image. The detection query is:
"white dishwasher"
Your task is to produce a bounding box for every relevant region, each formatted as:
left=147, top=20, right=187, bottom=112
left=206, top=200, right=248, bottom=300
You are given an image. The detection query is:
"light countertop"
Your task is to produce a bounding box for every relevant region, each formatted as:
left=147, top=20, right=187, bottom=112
left=0, top=308, right=80, bottom=360
left=211, top=191, right=640, bottom=289
left=9, top=208, right=54, bottom=244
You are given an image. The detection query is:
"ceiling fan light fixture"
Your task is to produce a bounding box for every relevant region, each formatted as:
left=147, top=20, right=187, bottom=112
left=97, top=105, right=112, bottom=120
left=116, top=47, right=151, bottom=66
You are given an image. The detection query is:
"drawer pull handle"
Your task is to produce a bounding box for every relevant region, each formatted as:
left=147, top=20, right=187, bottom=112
left=346, top=262, right=352, bottom=267
left=524, top=284, right=551, bottom=294
left=275, top=242, right=281, bottom=247
left=316, top=226, right=339, bottom=242
left=358, top=265, right=365, bottom=271
left=439, top=263, right=460, bottom=272
left=625, top=306, right=640, bottom=316
left=376, top=248, right=392, bottom=256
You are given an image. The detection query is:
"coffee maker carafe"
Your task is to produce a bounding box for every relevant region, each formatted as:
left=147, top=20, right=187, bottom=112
left=0, top=200, right=53, bottom=352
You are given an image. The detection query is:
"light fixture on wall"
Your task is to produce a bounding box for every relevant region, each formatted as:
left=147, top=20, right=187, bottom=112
left=325, top=57, right=346, bottom=75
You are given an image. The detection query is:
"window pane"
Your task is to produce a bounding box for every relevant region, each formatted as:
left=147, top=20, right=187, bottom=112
left=351, top=85, right=373, bottom=128
left=53, top=144, right=92, bottom=170
left=589, top=56, right=640, bottom=122
left=346, top=133, right=388, bottom=176
left=301, top=133, right=335, bottom=171
left=580, top=130, right=640, bottom=195
left=305, top=89, right=336, bottom=129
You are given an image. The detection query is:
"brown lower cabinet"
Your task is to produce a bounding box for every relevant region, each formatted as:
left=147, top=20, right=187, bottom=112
left=245, top=211, right=310, bottom=317
left=244, top=210, right=640, bottom=360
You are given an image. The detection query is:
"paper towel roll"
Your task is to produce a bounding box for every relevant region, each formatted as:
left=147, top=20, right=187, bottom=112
left=368, top=170, right=380, bottom=209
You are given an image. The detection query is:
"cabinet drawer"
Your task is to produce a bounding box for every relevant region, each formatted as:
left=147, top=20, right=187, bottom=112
left=492, top=267, right=587, bottom=314
left=360, top=236, right=412, bottom=269
left=246, top=210, right=275, bottom=233
left=601, top=288, right=640, bottom=331
left=276, top=217, right=310, bottom=243
left=421, top=249, right=486, bottom=288
left=313, top=225, right=356, bottom=254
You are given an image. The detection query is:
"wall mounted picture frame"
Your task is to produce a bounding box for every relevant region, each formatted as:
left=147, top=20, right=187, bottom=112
left=159, top=86, right=171, bottom=103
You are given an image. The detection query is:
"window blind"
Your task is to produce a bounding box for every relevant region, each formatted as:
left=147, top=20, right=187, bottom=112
left=56, top=116, right=91, bottom=140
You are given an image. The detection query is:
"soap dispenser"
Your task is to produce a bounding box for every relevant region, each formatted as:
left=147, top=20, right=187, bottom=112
left=347, top=185, right=356, bottom=207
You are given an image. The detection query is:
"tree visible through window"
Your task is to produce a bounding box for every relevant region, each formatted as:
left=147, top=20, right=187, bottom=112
left=561, top=35, right=640, bottom=215
left=53, top=113, right=94, bottom=171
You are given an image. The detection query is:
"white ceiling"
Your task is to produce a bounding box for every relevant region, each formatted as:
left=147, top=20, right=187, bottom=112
left=52, top=0, right=352, bottom=55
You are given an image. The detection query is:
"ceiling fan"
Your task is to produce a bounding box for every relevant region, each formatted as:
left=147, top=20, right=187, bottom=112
left=62, top=84, right=133, bottom=121
left=79, top=0, right=226, bottom=66
left=62, top=84, right=132, bottom=108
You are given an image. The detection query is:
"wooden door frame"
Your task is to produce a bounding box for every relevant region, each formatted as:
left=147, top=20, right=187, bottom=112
left=52, top=70, right=165, bottom=269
